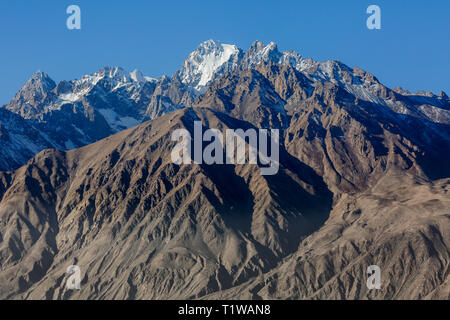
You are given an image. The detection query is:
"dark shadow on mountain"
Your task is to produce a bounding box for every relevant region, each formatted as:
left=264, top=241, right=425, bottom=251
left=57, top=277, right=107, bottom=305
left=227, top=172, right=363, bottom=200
left=355, top=99, right=450, bottom=180
left=200, top=163, right=255, bottom=236
left=266, top=147, right=334, bottom=253
left=188, top=108, right=334, bottom=254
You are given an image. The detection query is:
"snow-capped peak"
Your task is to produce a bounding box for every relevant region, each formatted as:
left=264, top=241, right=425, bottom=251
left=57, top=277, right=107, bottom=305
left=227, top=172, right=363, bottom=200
left=96, top=66, right=136, bottom=85
left=177, top=40, right=318, bottom=93
left=178, top=40, right=242, bottom=92
left=72, top=66, right=150, bottom=89
left=130, top=69, right=146, bottom=84
left=243, top=41, right=316, bottom=72
left=53, top=66, right=155, bottom=108
left=244, top=41, right=281, bottom=66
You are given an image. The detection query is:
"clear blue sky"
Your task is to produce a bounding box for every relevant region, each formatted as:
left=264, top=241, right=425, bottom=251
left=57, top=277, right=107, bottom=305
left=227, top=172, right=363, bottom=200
left=0, top=0, right=449, bottom=104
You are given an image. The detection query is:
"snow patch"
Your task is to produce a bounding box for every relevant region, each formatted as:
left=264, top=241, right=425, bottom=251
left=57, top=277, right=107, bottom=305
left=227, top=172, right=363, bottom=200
left=98, top=108, right=141, bottom=131
left=180, top=40, right=240, bottom=90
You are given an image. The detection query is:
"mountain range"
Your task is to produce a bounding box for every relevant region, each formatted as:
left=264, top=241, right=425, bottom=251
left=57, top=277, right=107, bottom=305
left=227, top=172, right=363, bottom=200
left=0, top=40, right=449, bottom=299
left=2, top=40, right=448, bottom=172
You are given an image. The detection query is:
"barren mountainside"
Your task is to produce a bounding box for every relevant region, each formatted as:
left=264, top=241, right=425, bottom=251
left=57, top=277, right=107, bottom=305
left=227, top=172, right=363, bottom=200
left=0, top=40, right=449, bottom=300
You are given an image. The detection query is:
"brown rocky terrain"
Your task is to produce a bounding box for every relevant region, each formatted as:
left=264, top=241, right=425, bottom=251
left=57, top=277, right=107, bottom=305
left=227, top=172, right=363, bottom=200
left=205, top=173, right=450, bottom=299
left=0, top=107, right=333, bottom=299
left=0, top=60, right=449, bottom=300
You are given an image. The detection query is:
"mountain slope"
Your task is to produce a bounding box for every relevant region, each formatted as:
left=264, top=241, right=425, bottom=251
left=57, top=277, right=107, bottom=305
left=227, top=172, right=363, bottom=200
left=0, top=105, right=448, bottom=299
left=194, top=62, right=450, bottom=193
left=0, top=40, right=449, bottom=300
left=204, top=173, right=450, bottom=300
left=0, top=108, right=55, bottom=171
left=0, top=107, right=333, bottom=299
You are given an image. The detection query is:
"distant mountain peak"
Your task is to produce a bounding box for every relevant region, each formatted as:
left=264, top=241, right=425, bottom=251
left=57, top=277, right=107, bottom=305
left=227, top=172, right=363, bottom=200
left=32, top=69, right=47, bottom=78
left=130, top=69, right=145, bottom=83
left=198, top=39, right=226, bottom=48
left=249, top=40, right=265, bottom=50
left=26, top=70, right=56, bottom=91
left=96, top=66, right=133, bottom=82
left=177, top=39, right=315, bottom=93
left=438, top=90, right=448, bottom=99
left=11, top=70, right=56, bottom=110
left=178, top=40, right=242, bottom=91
